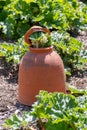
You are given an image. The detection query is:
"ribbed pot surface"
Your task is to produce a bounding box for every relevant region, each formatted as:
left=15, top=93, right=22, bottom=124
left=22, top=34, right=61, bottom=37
left=18, top=46, right=66, bottom=105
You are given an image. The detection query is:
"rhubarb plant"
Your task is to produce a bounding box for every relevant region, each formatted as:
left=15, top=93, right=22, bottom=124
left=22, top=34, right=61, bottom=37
left=0, top=37, right=28, bottom=64
left=4, top=89, right=87, bottom=130
left=0, top=0, right=87, bottom=38
left=51, top=31, right=87, bottom=75
left=29, top=32, right=52, bottom=48
left=31, top=90, right=87, bottom=130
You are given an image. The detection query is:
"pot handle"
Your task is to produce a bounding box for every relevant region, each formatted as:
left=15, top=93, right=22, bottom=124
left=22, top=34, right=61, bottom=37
left=24, top=26, right=50, bottom=46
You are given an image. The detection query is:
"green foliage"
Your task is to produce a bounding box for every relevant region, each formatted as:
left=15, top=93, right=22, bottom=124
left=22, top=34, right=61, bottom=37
left=51, top=31, right=87, bottom=75
left=0, top=0, right=12, bottom=33
left=36, top=0, right=87, bottom=31
left=0, top=0, right=11, bottom=11
left=0, top=0, right=87, bottom=38
left=79, top=0, right=87, bottom=4
left=30, top=32, right=52, bottom=48
left=4, top=112, right=33, bottom=130
left=31, top=90, right=87, bottom=130
left=4, top=90, right=87, bottom=130
left=67, top=84, right=87, bottom=96
left=0, top=37, right=28, bottom=63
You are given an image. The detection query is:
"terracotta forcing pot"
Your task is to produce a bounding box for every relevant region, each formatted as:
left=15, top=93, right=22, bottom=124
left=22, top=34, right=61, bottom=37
left=18, top=26, right=66, bottom=105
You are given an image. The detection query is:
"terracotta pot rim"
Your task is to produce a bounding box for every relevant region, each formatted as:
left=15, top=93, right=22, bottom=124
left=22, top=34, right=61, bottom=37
left=30, top=46, right=53, bottom=53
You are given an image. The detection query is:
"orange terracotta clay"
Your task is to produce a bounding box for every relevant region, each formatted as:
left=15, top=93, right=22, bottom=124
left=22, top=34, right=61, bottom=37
left=18, top=26, right=66, bottom=105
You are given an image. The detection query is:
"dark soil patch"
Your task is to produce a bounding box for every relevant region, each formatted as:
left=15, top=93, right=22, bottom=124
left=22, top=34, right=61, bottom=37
left=0, top=32, right=87, bottom=130
left=0, top=59, right=31, bottom=130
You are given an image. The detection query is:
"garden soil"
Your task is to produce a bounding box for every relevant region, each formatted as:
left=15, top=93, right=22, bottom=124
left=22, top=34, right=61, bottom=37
left=0, top=32, right=87, bottom=130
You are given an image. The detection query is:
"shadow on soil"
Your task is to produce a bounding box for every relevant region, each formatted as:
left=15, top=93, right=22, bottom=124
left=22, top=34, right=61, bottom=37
left=0, top=58, right=19, bottom=83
